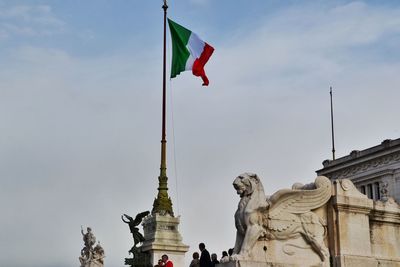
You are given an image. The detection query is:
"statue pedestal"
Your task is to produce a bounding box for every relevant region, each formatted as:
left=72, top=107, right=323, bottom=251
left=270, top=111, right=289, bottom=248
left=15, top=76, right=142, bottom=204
left=141, top=213, right=189, bottom=266
left=81, top=261, right=104, bottom=267
left=218, top=261, right=323, bottom=267
left=217, top=240, right=325, bottom=267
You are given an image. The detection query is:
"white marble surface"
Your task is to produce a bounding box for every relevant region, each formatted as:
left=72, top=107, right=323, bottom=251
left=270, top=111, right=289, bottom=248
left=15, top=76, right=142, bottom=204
left=141, top=213, right=189, bottom=266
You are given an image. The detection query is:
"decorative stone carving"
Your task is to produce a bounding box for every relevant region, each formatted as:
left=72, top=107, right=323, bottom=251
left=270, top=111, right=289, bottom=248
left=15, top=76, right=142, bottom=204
left=380, top=182, right=389, bottom=201
left=79, top=227, right=105, bottom=267
left=232, top=173, right=331, bottom=266
left=324, top=151, right=400, bottom=180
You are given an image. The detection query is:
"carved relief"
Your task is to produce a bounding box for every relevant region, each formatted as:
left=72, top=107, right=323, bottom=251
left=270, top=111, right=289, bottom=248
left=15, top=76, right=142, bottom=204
left=340, top=179, right=354, bottom=191
left=328, top=152, right=400, bottom=180
left=232, top=173, right=331, bottom=266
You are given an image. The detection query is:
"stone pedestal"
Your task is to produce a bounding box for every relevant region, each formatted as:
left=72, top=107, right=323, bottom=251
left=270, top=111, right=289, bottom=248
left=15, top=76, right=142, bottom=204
left=141, top=213, right=189, bottom=266
left=81, top=261, right=104, bottom=267
left=244, top=239, right=323, bottom=267
left=218, top=260, right=324, bottom=267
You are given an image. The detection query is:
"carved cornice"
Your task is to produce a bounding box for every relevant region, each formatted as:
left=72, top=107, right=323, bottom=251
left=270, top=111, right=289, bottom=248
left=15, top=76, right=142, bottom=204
left=333, top=195, right=373, bottom=214
left=352, top=169, right=395, bottom=184
left=370, top=210, right=400, bottom=224
left=321, top=151, right=400, bottom=180
left=370, top=199, right=400, bottom=224
left=334, top=202, right=372, bottom=214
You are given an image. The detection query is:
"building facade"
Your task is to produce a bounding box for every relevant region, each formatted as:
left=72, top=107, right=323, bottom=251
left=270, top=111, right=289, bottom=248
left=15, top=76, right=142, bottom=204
left=316, top=138, right=400, bottom=203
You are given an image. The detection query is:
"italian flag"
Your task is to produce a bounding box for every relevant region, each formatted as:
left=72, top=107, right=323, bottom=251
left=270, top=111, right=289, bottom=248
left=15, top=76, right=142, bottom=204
left=168, top=18, right=214, bottom=86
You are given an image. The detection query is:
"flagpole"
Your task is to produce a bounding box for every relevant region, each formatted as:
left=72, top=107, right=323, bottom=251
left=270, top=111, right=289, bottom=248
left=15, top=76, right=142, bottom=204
left=330, top=86, right=336, bottom=160
left=161, top=0, right=167, bottom=176
left=152, top=0, right=174, bottom=216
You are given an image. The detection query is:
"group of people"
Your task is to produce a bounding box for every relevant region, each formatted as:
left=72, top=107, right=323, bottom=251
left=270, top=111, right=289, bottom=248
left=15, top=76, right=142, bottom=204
left=189, top=243, right=233, bottom=267
left=154, top=243, right=234, bottom=267
left=154, top=254, right=173, bottom=267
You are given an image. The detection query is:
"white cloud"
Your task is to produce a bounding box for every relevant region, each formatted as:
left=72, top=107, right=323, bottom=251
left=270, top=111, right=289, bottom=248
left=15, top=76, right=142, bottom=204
left=216, top=1, right=400, bottom=86
left=0, top=4, right=64, bottom=38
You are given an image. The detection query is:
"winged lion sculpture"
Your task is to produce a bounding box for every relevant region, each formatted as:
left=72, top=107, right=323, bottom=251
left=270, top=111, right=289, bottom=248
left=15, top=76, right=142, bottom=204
left=232, top=173, right=331, bottom=265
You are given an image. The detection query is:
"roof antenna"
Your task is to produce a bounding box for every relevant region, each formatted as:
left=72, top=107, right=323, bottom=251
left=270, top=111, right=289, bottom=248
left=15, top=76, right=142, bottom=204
left=330, top=86, right=336, bottom=160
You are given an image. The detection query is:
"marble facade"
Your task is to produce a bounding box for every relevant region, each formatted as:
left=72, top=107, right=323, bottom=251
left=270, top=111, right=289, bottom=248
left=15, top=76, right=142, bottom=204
left=317, top=138, right=400, bottom=203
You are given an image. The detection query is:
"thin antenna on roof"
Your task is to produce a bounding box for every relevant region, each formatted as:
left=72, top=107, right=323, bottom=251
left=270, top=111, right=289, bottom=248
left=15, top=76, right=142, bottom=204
left=330, top=86, right=336, bottom=160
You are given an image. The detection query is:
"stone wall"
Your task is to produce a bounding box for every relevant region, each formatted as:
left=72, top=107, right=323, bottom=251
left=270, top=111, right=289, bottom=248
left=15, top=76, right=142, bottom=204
left=327, top=179, right=400, bottom=267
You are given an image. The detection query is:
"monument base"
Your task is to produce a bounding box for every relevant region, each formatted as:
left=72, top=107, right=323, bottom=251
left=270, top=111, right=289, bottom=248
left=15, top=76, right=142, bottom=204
left=141, top=213, right=189, bottom=266
left=218, top=260, right=325, bottom=267
left=333, top=255, right=400, bottom=267
left=81, top=262, right=105, bottom=267
left=218, top=238, right=328, bottom=267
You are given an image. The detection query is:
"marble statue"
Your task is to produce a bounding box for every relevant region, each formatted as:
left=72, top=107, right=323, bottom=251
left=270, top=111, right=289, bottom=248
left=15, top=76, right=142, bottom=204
left=79, top=226, right=105, bottom=267
left=232, top=173, right=331, bottom=265
left=380, top=182, right=389, bottom=201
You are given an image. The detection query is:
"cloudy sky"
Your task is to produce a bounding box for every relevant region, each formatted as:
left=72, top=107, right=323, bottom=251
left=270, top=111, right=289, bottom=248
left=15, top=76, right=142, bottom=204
left=1, top=0, right=400, bottom=266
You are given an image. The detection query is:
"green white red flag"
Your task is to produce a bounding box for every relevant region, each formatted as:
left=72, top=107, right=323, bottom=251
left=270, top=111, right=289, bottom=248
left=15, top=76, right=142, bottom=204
left=168, top=18, right=214, bottom=86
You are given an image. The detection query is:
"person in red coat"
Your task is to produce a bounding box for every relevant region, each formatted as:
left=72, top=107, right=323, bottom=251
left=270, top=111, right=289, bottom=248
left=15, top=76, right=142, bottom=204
left=161, top=254, right=173, bottom=267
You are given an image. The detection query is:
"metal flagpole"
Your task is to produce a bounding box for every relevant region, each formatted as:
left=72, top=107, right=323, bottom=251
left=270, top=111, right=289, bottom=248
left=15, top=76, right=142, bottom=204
left=161, top=0, right=167, bottom=180
left=330, top=86, right=336, bottom=160
left=152, top=0, right=174, bottom=216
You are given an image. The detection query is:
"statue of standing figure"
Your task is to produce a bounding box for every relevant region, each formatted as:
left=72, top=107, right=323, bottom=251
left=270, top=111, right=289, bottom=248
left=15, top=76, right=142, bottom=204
left=79, top=226, right=105, bottom=267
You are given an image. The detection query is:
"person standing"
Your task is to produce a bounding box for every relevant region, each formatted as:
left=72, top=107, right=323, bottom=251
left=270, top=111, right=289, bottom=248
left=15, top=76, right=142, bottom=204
left=211, top=253, right=219, bottom=267
left=161, top=254, right=173, bottom=267
left=154, top=259, right=163, bottom=267
left=199, top=243, right=211, bottom=267
left=220, top=251, right=229, bottom=263
left=189, top=252, right=200, bottom=267
left=228, top=248, right=234, bottom=261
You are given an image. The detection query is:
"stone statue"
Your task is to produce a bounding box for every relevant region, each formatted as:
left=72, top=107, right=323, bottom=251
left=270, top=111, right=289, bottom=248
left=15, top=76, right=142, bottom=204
left=79, top=226, right=105, bottom=267
left=380, top=182, right=389, bottom=201
left=121, top=211, right=150, bottom=248
left=232, top=173, right=331, bottom=265
left=93, top=242, right=105, bottom=265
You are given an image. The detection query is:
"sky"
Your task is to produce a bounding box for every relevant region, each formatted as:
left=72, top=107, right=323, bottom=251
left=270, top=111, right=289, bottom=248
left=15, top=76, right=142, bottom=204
left=1, top=0, right=400, bottom=266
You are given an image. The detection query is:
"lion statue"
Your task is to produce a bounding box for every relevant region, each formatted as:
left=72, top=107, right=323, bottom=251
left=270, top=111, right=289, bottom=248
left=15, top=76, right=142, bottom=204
left=232, top=173, right=331, bottom=265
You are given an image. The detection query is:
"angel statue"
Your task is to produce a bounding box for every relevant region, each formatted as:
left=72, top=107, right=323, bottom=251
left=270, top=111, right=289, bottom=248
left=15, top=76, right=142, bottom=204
left=122, top=211, right=150, bottom=248
left=232, top=173, right=332, bottom=265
